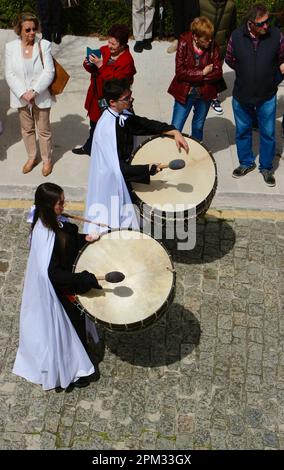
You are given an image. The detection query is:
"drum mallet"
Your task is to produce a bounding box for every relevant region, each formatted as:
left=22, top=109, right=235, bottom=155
left=96, top=271, right=125, bottom=283
left=151, top=159, right=185, bottom=172
left=63, top=212, right=110, bottom=228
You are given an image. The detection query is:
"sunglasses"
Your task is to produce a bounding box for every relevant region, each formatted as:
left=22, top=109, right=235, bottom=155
left=251, top=18, right=270, bottom=27
left=24, top=27, right=37, bottom=33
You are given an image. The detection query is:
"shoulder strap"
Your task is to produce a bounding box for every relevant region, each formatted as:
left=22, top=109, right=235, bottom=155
left=38, top=40, right=44, bottom=68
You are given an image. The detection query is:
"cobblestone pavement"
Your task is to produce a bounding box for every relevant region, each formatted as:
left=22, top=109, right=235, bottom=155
left=0, top=208, right=284, bottom=450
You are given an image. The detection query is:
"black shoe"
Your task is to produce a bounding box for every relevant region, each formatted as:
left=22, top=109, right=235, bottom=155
left=134, top=41, right=144, bottom=53
left=260, top=170, right=276, bottom=187
left=65, top=376, right=90, bottom=393
left=72, top=146, right=89, bottom=156
left=53, top=33, right=62, bottom=45
left=142, top=39, right=152, bottom=50
left=232, top=164, right=256, bottom=178
left=89, top=368, right=100, bottom=383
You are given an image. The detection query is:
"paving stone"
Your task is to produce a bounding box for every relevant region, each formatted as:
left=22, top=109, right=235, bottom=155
left=1, top=209, right=283, bottom=450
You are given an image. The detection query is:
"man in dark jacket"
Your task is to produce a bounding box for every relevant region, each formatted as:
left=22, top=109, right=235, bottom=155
left=225, top=3, right=284, bottom=187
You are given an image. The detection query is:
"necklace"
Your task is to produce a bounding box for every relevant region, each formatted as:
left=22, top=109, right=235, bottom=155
left=23, top=44, right=32, bottom=54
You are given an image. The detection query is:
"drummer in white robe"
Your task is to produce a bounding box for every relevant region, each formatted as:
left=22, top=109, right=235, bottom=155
left=84, top=77, right=189, bottom=233
left=13, top=182, right=102, bottom=391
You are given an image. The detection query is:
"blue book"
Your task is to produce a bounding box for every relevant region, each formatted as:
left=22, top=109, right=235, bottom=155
left=86, top=47, right=102, bottom=59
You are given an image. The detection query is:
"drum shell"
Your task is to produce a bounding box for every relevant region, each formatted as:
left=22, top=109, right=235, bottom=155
left=130, top=135, right=217, bottom=227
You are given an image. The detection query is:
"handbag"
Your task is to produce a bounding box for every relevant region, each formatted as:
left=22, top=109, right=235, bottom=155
left=39, top=42, right=70, bottom=95
left=49, top=58, right=70, bottom=95
left=61, top=0, right=80, bottom=7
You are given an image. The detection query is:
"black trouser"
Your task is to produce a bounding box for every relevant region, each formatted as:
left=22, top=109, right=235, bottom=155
left=37, top=0, right=63, bottom=41
left=83, top=120, right=97, bottom=155
left=171, top=0, right=199, bottom=38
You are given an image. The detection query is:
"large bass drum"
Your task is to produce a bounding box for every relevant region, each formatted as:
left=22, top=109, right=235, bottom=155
left=73, top=230, right=175, bottom=332
left=130, top=135, right=217, bottom=230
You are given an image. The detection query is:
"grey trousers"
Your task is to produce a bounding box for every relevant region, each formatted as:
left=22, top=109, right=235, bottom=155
left=132, top=0, right=155, bottom=41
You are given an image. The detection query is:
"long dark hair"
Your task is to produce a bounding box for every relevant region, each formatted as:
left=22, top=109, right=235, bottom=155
left=31, top=182, right=63, bottom=233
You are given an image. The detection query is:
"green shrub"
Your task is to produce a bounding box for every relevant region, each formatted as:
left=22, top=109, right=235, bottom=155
left=0, top=0, right=283, bottom=36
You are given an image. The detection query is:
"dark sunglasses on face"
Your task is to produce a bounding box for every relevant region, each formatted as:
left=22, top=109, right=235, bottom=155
left=251, top=18, right=270, bottom=27
left=24, top=27, right=37, bottom=33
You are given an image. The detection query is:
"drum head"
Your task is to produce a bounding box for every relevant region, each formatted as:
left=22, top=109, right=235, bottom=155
left=74, top=230, right=175, bottom=331
left=131, top=135, right=217, bottom=217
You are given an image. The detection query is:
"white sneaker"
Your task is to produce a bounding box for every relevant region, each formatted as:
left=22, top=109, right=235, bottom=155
left=211, top=99, right=223, bottom=115
left=167, top=39, right=178, bottom=54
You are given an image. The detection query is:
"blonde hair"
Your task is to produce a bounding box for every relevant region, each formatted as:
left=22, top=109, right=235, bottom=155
left=191, top=16, right=214, bottom=39
left=13, top=12, right=39, bottom=37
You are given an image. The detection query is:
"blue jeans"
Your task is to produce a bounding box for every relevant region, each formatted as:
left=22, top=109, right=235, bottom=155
left=171, top=91, right=211, bottom=141
left=232, top=96, right=276, bottom=171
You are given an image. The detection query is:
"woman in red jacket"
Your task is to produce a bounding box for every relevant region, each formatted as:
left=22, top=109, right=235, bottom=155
left=72, top=24, right=136, bottom=156
left=168, top=16, right=222, bottom=142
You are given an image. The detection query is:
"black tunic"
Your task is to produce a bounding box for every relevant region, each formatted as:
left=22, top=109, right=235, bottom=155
left=48, top=221, right=100, bottom=354
left=116, top=114, right=175, bottom=184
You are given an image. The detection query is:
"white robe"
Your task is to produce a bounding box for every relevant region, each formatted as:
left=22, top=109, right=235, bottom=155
left=84, top=108, right=139, bottom=234
left=13, top=219, right=96, bottom=391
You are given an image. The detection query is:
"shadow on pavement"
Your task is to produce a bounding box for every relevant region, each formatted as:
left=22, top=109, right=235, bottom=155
left=99, top=303, right=200, bottom=367
left=165, top=216, right=236, bottom=265
left=52, top=114, right=89, bottom=163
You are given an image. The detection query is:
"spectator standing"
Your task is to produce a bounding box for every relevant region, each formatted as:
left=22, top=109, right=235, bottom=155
left=37, top=0, right=63, bottom=44
left=72, top=24, right=136, bottom=156
left=168, top=16, right=222, bottom=142
left=133, top=0, right=155, bottom=53
left=5, top=12, right=55, bottom=176
left=225, top=3, right=284, bottom=187
left=167, top=0, right=199, bottom=53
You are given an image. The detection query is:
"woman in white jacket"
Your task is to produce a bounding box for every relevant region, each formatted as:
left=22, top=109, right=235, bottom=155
left=5, top=12, right=55, bottom=176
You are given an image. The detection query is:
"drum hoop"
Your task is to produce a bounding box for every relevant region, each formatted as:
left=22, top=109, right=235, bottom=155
left=130, top=134, right=217, bottom=219
left=72, top=228, right=176, bottom=331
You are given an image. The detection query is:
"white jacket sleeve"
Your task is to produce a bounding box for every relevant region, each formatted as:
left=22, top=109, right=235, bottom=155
left=33, top=41, right=55, bottom=94
left=5, top=44, right=26, bottom=99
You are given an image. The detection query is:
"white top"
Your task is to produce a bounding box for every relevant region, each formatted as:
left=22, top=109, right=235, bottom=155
left=23, top=58, right=33, bottom=90
left=5, top=37, right=55, bottom=109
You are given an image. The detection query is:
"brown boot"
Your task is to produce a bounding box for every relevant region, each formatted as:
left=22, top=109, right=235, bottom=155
left=42, top=162, right=53, bottom=177
left=22, top=159, right=37, bottom=174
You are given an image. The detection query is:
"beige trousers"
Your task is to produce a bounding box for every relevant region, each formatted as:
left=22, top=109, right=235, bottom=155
left=18, top=105, right=52, bottom=163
